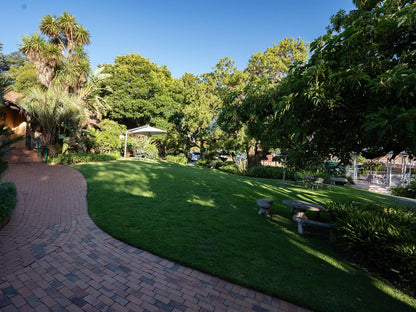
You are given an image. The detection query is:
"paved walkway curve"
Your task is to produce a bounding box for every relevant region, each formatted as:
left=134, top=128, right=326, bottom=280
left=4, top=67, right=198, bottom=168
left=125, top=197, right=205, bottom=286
left=1, top=163, right=310, bottom=312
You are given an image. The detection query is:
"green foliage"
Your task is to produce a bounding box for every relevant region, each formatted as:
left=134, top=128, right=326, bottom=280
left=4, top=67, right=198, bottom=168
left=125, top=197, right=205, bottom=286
left=0, top=71, right=12, bottom=101
left=326, top=202, right=416, bottom=294
left=195, top=160, right=240, bottom=174
left=7, top=62, right=42, bottom=93
left=19, top=88, right=87, bottom=151
left=0, top=182, right=17, bottom=225
left=76, top=67, right=112, bottom=120
left=214, top=38, right=309, bottom=168
left=128, top=135, right=158, bottom=155
left=0, top=44, right=26, bottom=73
left=363, top=161, right=384, bottom=173
left=101, top=53, right=183, bottom=128
left=19, top=11, right=90, bottom=92
left=0, top=111, right=23, bottom=175
left=270, top=1, right=416, bottom=164
left=196, top=158, right=210, bottom=167
left=391, top=180, right=416, bottom=199
left=245, top=166, right=291, bottom=180
left=246, top=37, right=309, bottom=83
left=165, top=153, right=188, bottom=164
left=91, top=119, right=126, bottom=153
left=177, top=73, right=223, bottom=153
left=50, top=152, right=120, bottom=164
left=217, top=163, right=239, bottom=175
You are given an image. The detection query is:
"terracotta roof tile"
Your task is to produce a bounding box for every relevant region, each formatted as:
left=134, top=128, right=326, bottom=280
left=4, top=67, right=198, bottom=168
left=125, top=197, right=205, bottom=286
left=3, top=91, right=23, bottom=105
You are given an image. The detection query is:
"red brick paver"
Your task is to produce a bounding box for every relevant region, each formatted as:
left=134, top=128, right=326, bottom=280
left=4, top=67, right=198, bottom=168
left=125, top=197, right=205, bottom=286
left=1, top=163, right=311, bottom=312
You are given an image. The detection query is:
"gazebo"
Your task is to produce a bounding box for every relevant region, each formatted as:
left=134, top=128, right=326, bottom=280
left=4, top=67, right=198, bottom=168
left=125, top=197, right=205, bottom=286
left=123, top=125, right=166, bottom=158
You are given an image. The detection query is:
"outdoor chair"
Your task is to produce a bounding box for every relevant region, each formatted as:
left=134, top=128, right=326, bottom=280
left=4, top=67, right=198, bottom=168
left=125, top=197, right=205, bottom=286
left=312, top=177, right=324, bottom=190
left=133, top=150, right=146, bottom=159
left=294, top=174, right=307, bottom=187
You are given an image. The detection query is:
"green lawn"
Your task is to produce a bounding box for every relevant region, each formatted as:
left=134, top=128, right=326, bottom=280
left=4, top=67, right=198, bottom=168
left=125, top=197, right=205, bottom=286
left=74, top=160, right=416, bottom=312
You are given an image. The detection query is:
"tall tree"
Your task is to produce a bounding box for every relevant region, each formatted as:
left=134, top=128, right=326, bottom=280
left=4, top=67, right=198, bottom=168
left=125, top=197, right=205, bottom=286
left=76, top=67, right=112, bottom=120
left=216, top=38, right=309, bottom=168
left=213, top=57, right=251, bottom=157
left=19, top=11, right=90, bottom=93
left=0, top=44, right=12, bottom=100
left=7, top=62, right=42, bottom=93
left=19, top=87, right=87, bottom=155
left=101, top=53, right=183, bottom=129
left=246, top=37, right=308, bottom=83
left=269, top=0, right=416, bottom=166
left=0, top=44, right=27, bottom=73
left=179, top=73, right=222, bottom=155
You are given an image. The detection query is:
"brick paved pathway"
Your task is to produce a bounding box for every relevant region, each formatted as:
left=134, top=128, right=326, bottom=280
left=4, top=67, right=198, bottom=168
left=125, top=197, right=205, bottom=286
left=1, top=163, right=310, bottom=312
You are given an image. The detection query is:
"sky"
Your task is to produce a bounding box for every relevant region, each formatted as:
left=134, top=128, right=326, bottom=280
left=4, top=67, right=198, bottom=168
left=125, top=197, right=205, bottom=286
left=0, top=0, right=356, bottom=78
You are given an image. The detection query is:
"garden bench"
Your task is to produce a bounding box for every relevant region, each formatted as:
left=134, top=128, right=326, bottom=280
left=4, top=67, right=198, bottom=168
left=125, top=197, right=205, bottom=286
left=329, top=177, right=349, bottom=191
left=257, top=198, right=273, bottom=216
left=292, top=212, right=336, bottom=243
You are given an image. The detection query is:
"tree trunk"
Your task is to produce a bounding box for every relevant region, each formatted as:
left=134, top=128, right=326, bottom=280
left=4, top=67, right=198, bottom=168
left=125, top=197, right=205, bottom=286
left=25, top=115, right=32, bottom=149
left=247, top=140, right=265, bottom=169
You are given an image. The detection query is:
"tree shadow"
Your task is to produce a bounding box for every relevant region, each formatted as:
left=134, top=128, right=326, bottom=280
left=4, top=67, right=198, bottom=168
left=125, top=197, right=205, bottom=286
left=74, top=160, right=416, bottom=312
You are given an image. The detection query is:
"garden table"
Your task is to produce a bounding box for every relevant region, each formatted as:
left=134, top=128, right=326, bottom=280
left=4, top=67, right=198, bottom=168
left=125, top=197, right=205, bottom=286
left=282, top=199, right=325, bottom=218
left=283, top=200, right=335, bottom=241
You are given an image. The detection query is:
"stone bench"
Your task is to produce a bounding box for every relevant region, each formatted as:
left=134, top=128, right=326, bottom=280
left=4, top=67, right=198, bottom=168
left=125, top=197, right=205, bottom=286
left=257, top=198, right=273, bottom=216
left=292, top=212, right=336, bottom=243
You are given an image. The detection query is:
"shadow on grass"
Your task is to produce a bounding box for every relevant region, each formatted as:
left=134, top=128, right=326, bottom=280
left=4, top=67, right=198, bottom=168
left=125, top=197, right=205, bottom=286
left=74, top=160, right=416, bottom=312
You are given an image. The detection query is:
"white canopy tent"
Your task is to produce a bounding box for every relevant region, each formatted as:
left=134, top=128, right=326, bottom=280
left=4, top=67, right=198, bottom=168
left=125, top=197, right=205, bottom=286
left=123, top=125, right=167, bottom=158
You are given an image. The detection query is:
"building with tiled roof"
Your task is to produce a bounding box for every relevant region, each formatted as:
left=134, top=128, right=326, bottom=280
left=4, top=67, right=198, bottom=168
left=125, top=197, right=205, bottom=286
left=1, top=91, right=28, bottom=148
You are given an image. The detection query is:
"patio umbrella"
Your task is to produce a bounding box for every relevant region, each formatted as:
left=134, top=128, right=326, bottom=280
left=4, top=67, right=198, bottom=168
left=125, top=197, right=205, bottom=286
left=123, top=125, right=167, bottom=158
left=128, top=125, right=167, bottom=136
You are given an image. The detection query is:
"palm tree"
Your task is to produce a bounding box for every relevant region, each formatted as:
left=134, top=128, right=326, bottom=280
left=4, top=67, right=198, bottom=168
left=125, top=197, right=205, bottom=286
left=76, top=67, right=112, bottom=120
left=0, top=75, right=11, bottom=104
left=19, top=11, right=90, bottom=93
left=19, top=87, right=87, bottom=155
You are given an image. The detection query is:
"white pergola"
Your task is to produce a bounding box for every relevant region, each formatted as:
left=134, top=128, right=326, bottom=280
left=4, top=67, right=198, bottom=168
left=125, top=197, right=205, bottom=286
left=123, top=125, right=166, bottom=158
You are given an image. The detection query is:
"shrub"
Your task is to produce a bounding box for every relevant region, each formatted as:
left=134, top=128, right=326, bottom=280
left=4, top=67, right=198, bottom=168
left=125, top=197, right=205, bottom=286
left=0, top=182, right=17, bottom=225
left=215, top=161, right=234, bottom=168
left=129, top=136, right=158, bottom=157
left=196, top=159, right=210, bottom=167
left=218, top=164, right=239, bottom=175
left=391, top=180, right=416, bottom=199
left=245, top=166, right=293, bottom=180
left=165, top=153, right=188, bottom=164
left=1, top=111, right=24, bottom=175
left=50, top=152, right=120, bottom=164
left=326, top=201, right=416, bottom=293
left=90, top=119, right=126, bottom=153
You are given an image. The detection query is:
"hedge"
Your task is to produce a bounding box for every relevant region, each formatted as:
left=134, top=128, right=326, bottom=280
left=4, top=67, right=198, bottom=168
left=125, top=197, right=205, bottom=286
left=165, top=153, right=188, bottom=164
left=391, top=181, right=416, bottom=199
left=0, top=182, right=17, bottom=226
left=50, top=152, right=121, bottom=165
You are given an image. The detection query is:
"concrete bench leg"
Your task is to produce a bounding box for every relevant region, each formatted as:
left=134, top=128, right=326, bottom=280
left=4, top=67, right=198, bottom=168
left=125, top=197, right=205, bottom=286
left=329, top=230, right=336, bottom=243
left=297, top=222, right=304, bottom=235
left=258, top=207, right=271, bottom=216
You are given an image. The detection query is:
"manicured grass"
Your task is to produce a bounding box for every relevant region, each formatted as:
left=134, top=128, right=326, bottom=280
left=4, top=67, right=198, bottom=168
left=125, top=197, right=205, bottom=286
left=74, top=160, right=416, bottom=312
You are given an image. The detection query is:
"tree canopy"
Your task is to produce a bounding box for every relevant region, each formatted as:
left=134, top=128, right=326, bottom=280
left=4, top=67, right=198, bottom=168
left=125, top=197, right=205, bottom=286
left=261, top=0, right=416, bottom=167
left=19, top=11, right=90, bottom=93
left=215, top=38, right=309, bottom=167
left=101, top=53, right=183, bottom=129
left=0, top=44, right=27, bottom=73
